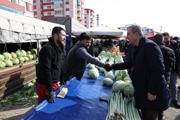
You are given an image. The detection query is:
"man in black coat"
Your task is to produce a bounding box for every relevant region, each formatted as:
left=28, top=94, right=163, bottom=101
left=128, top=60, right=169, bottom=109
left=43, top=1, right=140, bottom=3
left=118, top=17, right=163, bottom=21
left=36, top=27, right=66, bottom=103
left=154, top=33, right=176, bottom=119
left=105, top=25, right=170, bottom=120
left=163, top=32, right=180, bottom=108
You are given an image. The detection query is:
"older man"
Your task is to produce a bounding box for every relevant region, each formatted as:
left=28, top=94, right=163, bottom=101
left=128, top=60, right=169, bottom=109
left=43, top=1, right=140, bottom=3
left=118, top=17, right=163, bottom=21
left=105, top=25, right=170, bottom=120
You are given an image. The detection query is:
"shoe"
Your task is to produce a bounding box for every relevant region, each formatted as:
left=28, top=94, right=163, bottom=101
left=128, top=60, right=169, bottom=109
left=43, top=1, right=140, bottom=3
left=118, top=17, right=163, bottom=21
left=171, top=100, right=180, bottom=109
left=158, top=112, right=166, bottom=120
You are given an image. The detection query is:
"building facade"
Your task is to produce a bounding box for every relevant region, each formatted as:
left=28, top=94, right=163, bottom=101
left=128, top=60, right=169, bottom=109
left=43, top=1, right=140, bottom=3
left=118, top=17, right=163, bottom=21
left=84, top=8, right=94, bottom=28
left=33, top=0, right=94, bottom=28
left=0, top=0, right=33, bottom=17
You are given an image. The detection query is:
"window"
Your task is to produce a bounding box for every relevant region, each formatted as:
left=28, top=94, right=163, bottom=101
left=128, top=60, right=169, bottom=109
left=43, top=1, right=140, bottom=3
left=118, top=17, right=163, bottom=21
left=65, top=8, right=69, bottom=11
left=33, top=5, right=36, bottom=9
left=47, top=5, right=51, bottom=9
left=47, top=12, right=51, bottom=15
left=55, top=10, right=62, bottom=14
left=34, top=11, right=37, bottom=15
left=43, top=0, right=51, bottom=2
left=54, top=4, right=60, bottom=8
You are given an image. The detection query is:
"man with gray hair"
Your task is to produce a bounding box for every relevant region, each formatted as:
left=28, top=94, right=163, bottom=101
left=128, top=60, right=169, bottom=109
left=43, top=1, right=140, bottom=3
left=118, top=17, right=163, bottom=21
left=104, top=25, right=170, bottom=120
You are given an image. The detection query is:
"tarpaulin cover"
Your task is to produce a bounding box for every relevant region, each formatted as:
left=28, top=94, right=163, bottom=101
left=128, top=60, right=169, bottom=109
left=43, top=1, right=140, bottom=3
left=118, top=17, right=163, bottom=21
left=22, top=70, right=112, bottom=120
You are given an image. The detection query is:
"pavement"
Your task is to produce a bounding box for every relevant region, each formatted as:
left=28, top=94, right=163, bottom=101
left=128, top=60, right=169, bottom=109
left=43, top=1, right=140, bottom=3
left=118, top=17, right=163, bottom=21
left=164, top=77, right=180, bottom=120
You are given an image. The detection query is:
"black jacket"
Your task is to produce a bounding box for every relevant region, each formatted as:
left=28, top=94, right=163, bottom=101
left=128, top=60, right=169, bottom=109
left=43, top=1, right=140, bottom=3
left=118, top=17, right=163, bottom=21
left=112, top=38, right=170, bottom=110
left=159, top=44, right=175, bottom=83
left=165, top=40, right=180, bottom=73
left=64, top=43, right=86, bottom=80
left=36, top=38, right=66, bottom=92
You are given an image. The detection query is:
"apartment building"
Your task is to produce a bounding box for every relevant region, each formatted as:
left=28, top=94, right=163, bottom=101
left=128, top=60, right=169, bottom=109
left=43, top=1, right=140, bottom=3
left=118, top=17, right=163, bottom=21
left=84, top=8, right=94, bottom=28
left=0, top=0, right=33, bottom=17
left=33, top=0, right=94, bottom=27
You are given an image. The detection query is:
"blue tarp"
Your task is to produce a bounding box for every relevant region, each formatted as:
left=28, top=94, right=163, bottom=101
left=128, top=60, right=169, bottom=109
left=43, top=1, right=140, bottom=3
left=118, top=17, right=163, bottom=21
left=22, top=70, right=112, bottom=120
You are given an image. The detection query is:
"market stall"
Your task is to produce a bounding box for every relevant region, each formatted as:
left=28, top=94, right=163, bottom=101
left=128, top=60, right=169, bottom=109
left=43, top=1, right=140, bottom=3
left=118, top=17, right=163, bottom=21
left=22, top=50, right=140, bottom=120
left=73, top=26, right=124, bottom=39
left=22, top=70, right=111, bottom=120
left=0, top=9, right=65, bottom=98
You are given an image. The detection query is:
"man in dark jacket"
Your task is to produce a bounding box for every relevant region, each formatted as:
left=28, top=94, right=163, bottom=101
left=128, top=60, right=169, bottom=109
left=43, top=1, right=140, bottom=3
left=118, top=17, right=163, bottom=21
left=163, top=32, right=180, bottom=108
left=105, top=25, right=170, bottom=120
left=64, top=32, right=105, bottom=81
left=154, top=34, right=176, bottom=85
left=154, top=33, right=175, bottom=120
left=36, top=27, right=66, bottom=103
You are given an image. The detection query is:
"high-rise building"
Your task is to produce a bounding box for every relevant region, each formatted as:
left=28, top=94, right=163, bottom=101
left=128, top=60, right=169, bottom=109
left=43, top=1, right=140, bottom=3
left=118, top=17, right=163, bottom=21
left=33, top=0, right=94, bottom=27
left=84, top=8, right=94, bottom=28
left=0, top=0, right=34, bottom=17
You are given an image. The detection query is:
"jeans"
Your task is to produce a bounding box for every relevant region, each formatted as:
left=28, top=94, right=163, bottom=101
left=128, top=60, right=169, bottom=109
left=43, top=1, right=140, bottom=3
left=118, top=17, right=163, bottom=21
left=170, top=72, right=177, bottom=100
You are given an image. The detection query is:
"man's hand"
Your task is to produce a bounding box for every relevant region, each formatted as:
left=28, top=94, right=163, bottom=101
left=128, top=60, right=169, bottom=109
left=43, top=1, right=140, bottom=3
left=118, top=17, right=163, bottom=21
left=104, top=64, right=112, bottom=71
left=147, top=92, right=157, bottom=101
left=47, top=91, right=56, bottom=103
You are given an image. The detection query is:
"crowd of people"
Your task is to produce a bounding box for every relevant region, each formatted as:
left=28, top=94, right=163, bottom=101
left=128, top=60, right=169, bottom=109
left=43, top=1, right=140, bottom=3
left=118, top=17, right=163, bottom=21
left=35, top=25, right=180, bottom=120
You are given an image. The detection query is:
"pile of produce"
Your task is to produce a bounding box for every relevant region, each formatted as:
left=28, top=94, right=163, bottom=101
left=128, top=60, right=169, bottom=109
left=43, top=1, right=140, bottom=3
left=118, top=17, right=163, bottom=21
left=0, top=49, right=37, bottom=69
left=96, top=51, right=141, bottom=120
left=87, top=63, right=99, bottom=79
left=0, top=80, right=37, bottom=106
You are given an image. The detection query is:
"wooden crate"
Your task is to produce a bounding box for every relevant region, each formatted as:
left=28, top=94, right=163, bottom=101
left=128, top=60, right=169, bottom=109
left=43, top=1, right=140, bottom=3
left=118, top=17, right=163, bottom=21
left=0, top=60, right=36, bottom=98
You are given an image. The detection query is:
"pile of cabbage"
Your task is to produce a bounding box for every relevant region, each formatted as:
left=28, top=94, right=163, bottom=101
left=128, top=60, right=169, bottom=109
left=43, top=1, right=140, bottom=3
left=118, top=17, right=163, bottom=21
left=87, top=63, right=99, bottom=79
left=97, top=51, right=140, bottom=120
left=0, top=49, right=37, bottom=69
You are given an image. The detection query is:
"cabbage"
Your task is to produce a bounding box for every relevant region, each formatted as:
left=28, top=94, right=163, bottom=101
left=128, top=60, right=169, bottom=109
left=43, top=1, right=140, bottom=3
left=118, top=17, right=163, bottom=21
left=115, top=70, right=128, bottom=81
left=31, top=49, right=37, bottom=55
left=11, top=52, right=17, bottom=58
left=112, top=80, right=127, bottom=92
left=16, top=50, right=22, bottom=57
left=21, top=50, right=27, bottom=57
left=123, top=83, right=134, bottom=97
left=32, top=54, right=37, bottom=59
left=27, top=54, right=33, bottom=60
left=0, top=61, right=6, bottom=69
left=5, top=60, right=13, bottom=67
left=12, top=58, right=20, bottom=65
left=18, top=57, right=25, bottom=63
left=24, top=57, right=29, bottom=62
left=87, top=63, right=95, bottom=69
left=88, top=68, right=99, bottom=79
left=3, top=52, right=12, bottom=60
left=105, top=71, right=115, bottom=80
left=27, top=51, right=31, bottom=55
left=103, top=77, right=114, bottom=86
left=0, top=54, right=4, bottom=61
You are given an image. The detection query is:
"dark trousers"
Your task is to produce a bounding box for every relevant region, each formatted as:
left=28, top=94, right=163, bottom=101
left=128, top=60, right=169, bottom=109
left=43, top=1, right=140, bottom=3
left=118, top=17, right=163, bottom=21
left=141, top=110, right=159, bottom=120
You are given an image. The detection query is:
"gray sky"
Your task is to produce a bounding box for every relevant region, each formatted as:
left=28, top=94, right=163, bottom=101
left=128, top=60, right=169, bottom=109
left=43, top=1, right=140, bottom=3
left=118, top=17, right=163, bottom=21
left=84, top=0, right=180, bottom=36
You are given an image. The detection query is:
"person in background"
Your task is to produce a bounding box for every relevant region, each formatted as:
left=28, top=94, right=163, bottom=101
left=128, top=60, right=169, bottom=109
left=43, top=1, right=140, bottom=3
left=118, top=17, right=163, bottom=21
left=153, top=33, right=175, bottom=120
left=64, top=32, right=107, bottom=81
left=36, top=27, right=66, bottom=103
left=104, top=25, right=170, bottom=120
left=163, top=32, right=180, bottom=108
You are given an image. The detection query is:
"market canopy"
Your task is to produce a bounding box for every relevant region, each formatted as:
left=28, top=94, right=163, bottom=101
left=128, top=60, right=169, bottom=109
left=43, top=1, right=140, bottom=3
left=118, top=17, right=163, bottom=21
left=0, top=9, right=65, bottom=43
left=73, top=26, right=124, bottom=39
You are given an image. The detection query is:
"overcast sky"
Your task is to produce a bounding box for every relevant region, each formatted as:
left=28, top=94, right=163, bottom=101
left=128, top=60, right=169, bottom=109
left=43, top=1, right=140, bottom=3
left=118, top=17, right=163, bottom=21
left=84, top=0, right=180, bottom=36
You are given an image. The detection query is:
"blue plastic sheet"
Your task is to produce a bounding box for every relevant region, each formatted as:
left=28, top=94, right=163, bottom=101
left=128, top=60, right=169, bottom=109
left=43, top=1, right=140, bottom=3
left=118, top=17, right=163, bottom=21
left=22, top=70, right=112, bottom=120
